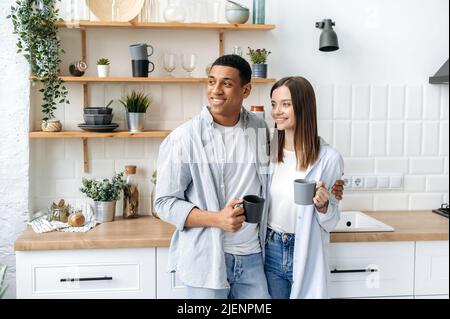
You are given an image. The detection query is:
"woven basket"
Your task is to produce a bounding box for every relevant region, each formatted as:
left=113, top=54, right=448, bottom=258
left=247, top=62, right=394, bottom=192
left=41, top=120, right=62, bottom=132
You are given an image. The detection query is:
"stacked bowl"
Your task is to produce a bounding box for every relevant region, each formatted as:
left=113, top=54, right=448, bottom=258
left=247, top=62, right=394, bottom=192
left=78, top=105, right=119, bottom=132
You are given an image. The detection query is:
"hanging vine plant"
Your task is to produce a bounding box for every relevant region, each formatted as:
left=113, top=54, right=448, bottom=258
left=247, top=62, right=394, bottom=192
left=8, top=0, right=69, bottom=122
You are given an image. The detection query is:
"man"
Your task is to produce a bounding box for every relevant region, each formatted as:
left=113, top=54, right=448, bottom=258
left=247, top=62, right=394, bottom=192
left=155, top=55, right=344, bottom=299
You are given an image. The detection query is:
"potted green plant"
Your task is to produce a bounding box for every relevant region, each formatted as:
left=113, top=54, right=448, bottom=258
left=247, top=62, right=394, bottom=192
left=8, top=0, right=69, bottom=131
left=119, top=90, right=152, bottom=132
left=79, top=172, right=126, bottom=223
left=0, top=264, right=7, bottom=299
left=247, top=47, right=271, bottom=78
left=97, top=58, right=110, bottom=78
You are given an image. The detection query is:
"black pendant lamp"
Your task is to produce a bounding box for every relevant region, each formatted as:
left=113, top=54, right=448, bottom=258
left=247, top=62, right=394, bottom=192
left=315, top=19, right=339, bottom=52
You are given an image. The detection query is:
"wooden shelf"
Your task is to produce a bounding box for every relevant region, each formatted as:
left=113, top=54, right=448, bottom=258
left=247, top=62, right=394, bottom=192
left=58, top=20, right=276, bottom=31
left=56, top=76, right=276, bottom=84
left=29, top=130, right=171, bottom=139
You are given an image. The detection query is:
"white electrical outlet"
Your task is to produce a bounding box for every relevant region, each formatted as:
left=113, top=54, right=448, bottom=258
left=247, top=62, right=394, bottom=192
left=377, top=176, right=390, bottom=188
left=389, top=176, right=403, bottom=188
left=343, top=176, right=352, bottom=189
left=352, top=176, right=364, bottom=188
left=365, top=176, right=377, bottom=188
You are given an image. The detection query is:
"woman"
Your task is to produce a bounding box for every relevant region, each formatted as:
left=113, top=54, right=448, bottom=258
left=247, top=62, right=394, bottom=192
left=264, top=76, right=344, bottom=299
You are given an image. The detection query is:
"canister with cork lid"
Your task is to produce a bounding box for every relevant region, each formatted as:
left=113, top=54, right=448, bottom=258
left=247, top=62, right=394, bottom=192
left=123, top=165, right=139, bottom=218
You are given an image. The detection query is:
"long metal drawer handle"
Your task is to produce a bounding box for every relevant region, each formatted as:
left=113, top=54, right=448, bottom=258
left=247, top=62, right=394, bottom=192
left=330, top=268, right=378, bottom=274
left=60, top=276, right=113, bottom=282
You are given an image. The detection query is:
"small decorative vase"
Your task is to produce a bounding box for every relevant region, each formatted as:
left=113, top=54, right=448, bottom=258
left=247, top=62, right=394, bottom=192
left=94, top=201, right=116, bottom=223
left=252, top=0, right=265, bottom=24
left=126, top=112, right=146, bottom=132
left=97, top=65, right=110, bottom=78
left=252, top=63, right=267, bottom=78
left=41, top=120, right=62, bottom=132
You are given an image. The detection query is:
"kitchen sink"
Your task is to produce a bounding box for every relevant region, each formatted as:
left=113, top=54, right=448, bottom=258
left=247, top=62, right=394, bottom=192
left=332, top=211, right=395, bottom=232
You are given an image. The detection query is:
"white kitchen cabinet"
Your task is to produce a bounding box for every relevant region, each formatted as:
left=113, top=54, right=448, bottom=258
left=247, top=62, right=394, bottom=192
left=156, top=247, right=186, bottom=299
left=16, top=248, right=156, bottom=299
left=414, top=241, right=449, bottom=296
left=328, top=242, right=415, bottom=298
left=414, top=295, right=449, bottom=299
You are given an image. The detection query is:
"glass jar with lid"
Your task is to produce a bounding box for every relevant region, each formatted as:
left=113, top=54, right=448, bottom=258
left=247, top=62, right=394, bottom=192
left=123, top=165, right=139, bottom=218
left=69, top=60, right=88, bottom=76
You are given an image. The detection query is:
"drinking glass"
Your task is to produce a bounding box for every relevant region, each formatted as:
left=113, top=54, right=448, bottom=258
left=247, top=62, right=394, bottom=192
left=182, top=53, right=197, bottom=77
left=163, top=53, right=177, bottom=77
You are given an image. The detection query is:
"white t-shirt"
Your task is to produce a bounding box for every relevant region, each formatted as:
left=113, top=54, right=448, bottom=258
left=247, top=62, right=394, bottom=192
left=214, top=120, right=262, bottom=255
left=268, top=149, right=306, bottom=234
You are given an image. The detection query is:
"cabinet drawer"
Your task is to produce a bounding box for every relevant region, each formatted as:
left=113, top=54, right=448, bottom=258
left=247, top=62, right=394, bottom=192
left=34, top=263, right=139, bottom=294
left=16, top=248, right=156, bottom=299
left=156, top=247, right=186, bottom=299
left=414, top=241, right=449, bottom=296
left=328, top=242, right=415, bottom=298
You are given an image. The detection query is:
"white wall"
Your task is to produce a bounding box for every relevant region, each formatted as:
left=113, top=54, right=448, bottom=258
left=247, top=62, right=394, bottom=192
left=0, top=0, right=30, bottom=299
left=0, top=0, right=448, bottom=298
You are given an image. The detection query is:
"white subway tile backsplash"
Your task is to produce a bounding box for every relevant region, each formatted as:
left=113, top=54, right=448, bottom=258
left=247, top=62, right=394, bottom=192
left=369, top=122, right=386, bottom=156
left=145, top=139, right=164, bottom=165
left=34, top=178, right=56, bottom=197
left=114, top=160, right=152, bottom=179
left=439, top=122, right=449, bottom=155
left=423, top=85, right=441, bottom=120
left=444, top=193, right=449, bottom=204
left=370, top=85, right=388, bottom=120
left=343, top=158, right=374, bottom=174
left=245, top=85, right=261, bottom=109
left=89, top=84, right=106, bottom=107
left=387, top=122, right=404, bottom=156
left=316, top=84, right=334, bottom=120
left=83, top=160, right=115, bottom=179
left=64, top=139, right=83, bottom=161
left=182, top=84, right=203, bottom=121
left=45, top=139, right=65, bottom=160
left=334, top=85, right=352, bottom=119
left=333, top=121, right=351, bottom=156
left=374, top=194, right=408, bottom=210
left=426, top=176, right=449, bottom=192
left=45, top=160, right=76, bottom=179
left=388, top=85, right=405, bottom=120
left=375, top=158, right=409, bottom=174
left=410, top=158, right=444, bottom=174
left=318, top=120, right=333, bottom=145
left=351, top=121, right=368, bottom=156
left=145, top=85, right=163, bottom=122
left=441, top=86, right=449, bottom=120
left=405, top=85, right=423, bottom=120
left=409, top=194, right=443, bottom=210
left=125, top=138, right=146, bottom=159
left=55, top=179, right=83, bottom=197
left=352, top=85, right=370, bottom=120
left=105, top=138, right=126, bottom=158
left=403, top=175, right=426, bottom=192
left=405, top=122, right=422, bottom=155
left=340, top=194, right=374, bottom=211
left=445, top=157, right=449, bottom=174
left=422, top=122, right=439, bottom=155
left=161, top=85, right=184, bottom=121
left=87, top=138, right=105, bottom=160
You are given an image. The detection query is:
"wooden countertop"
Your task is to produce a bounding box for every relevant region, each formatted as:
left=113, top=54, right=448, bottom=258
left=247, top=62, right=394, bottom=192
left=14, top=211, right=448, bottom=251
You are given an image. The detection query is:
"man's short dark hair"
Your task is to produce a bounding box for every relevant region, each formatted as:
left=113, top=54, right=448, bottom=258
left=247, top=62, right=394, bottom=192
left=211, top=54, right=252, bottom=86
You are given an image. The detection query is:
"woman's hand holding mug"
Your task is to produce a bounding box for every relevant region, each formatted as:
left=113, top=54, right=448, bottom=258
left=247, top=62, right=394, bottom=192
left=313, top=181, right=329, bottom=214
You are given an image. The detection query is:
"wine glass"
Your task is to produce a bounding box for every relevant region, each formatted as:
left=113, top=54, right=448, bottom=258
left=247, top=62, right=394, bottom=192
left=163, top=53, right=177, bottom=77
left=182, top=53, right=197, bottom=77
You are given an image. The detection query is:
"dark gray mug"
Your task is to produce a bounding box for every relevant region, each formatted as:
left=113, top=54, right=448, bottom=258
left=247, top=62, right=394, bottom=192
left=132, top=60, right=155, bottom=77
left=243, top=195, right=265, bottom=223
left=293, top=179, right=316, bottom=205
left=129, top=43, right=154, bottom=60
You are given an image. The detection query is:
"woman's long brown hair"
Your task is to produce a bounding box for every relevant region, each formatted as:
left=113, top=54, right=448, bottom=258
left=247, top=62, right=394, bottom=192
left=271, top=76, right=320, bottom=171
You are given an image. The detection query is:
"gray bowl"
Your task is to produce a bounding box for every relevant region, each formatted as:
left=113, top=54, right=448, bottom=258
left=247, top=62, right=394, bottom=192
left=225, top=9, right=249, bottom=24
left=83, top=113, right=113, bottom=125
left=84, top=107, right=113, bottom=115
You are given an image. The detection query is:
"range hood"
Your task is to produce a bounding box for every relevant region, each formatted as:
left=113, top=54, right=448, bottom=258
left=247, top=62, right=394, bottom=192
left=429, top=59, right=449, bottom=84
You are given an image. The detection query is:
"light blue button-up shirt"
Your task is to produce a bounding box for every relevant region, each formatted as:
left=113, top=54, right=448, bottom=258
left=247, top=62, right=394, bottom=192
left=154, top=106, right=270, bottom=289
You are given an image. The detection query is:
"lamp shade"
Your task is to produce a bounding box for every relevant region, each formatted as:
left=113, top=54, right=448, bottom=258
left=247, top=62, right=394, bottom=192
left=316, top=19, right=339, bottom=52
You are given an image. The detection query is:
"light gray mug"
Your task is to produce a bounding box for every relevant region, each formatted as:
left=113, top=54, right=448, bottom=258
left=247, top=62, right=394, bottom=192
left=293, top=179, right=316, bottom=205
left=129, top=43, right=154, bottom=60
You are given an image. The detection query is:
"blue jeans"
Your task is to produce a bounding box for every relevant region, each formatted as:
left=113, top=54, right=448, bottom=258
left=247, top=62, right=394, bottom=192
left=186, top=252, right=271, bottom=299
left=264, top=227, right=295, bottom=299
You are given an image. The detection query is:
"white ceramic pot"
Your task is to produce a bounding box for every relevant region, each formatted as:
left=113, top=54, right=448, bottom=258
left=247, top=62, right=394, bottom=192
left=97, top=65, right=110, bottom=78
left=94, top=201, right=116, bottom=223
